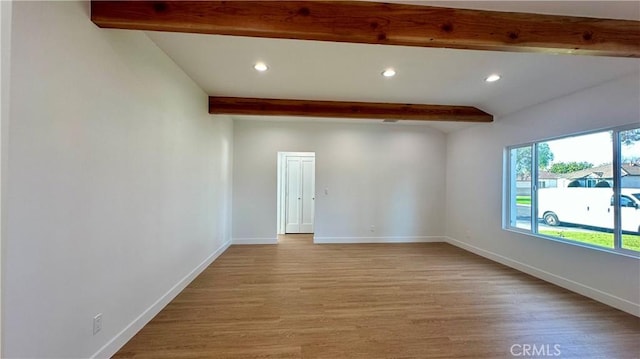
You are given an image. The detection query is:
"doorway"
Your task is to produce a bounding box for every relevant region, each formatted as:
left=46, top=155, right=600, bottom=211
left=277, top=152, right=315, bottom=236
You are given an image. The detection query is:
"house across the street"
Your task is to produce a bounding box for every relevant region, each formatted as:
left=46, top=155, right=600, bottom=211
left=559, top=163, right=640, bottom=188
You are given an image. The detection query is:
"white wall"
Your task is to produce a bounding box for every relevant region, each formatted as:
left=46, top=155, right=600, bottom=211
left=3, top=2, right=233, bottom=358
left=0, top=1, right=12, bottom=357
left=446, top=74, right=640, bottom=315
left=233, top=120, right=446, bottom=243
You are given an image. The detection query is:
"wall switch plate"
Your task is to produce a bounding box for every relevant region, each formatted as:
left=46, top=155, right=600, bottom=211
left=93, top=313, right=103, bottom=335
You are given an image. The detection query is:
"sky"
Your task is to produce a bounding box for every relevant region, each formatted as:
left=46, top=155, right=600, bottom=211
left=545, top=131, right=640, bottom=166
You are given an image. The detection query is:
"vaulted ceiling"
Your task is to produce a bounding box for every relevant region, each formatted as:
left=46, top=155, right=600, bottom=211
left=92, top=1, right=640, bottom=133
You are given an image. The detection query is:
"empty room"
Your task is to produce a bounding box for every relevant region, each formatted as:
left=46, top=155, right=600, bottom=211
left=2, top=1, right=640, bottom=358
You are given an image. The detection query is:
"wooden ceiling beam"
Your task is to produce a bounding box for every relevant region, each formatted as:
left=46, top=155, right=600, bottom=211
left=91, top=1, right=640, bottom=58
left=208, top=97, right=493, bottom=123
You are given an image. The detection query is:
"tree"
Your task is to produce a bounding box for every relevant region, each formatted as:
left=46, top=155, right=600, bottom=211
left=549, top=161, right=594, bottom=174
left=620, top=128, right=640, bottom=163
left=620, top=129, right=640, bottom=146
left=515, top=147, right=531, bottom=178
left=538, top=143, right=554, bottom=169
left=515, top=143, right=554, bottom=177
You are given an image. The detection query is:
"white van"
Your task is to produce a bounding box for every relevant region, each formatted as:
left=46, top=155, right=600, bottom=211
left=538, top=188, right=640, bottom=233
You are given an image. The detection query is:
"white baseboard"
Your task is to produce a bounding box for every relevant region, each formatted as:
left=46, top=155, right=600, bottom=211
left=444, top=236, right=640, bottom=317
left=91, top=240, right=232, bottom=359
left=232, top=237, right=278, bottom=245
left=314, top=236, right=446, bottom=244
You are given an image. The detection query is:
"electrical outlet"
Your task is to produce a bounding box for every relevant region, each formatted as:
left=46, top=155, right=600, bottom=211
left=370, top=225, right=376, bottom=232
left=93, top=313, right=103, bottom=335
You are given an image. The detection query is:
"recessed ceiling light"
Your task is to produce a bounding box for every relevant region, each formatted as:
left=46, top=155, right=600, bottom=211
left=254, top=62, right=268, bottom=72
left=382, top=68, right=396, bottom=77
left=485, top=74, right=501, bottom=82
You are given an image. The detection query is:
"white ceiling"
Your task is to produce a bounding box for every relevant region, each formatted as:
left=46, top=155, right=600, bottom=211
left=146, top=1, right=640, bottom=133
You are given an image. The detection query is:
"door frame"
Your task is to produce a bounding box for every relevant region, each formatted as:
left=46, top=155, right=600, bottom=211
left=277, top=152, right=315, bottom=235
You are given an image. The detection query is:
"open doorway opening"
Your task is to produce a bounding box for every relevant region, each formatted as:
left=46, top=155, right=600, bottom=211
left=277, top=152, right=315, bottom=240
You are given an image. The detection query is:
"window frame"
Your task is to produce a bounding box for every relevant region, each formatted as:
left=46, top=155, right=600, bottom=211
left=504, top=123, right=640, bottom=258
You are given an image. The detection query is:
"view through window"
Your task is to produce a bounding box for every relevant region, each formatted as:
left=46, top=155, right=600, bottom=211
left=506, top=125, right=640, bottom=255
left=620, top=128, right=640, bottom=252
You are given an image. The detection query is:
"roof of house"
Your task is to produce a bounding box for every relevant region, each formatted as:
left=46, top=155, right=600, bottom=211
left=539, top=170, right=561, bottom=180
left=623, top=163, right=640, bottom=176
left=562, top=163, right=640, bottom=179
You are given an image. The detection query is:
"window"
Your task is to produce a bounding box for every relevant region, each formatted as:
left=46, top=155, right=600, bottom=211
left=507, top=146, right=532, bottom=231
left=505, top=125, right=640, bottom=256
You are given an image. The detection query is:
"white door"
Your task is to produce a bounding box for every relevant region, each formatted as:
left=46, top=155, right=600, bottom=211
left=285, top=156, right=315, bottom=233
left=285, top=157, right=301, bottom=233
left=299, top=157, right=315, bottom=233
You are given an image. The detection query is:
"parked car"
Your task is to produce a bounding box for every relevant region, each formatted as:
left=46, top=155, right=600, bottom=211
left=538, top=188, right=640, bottom=233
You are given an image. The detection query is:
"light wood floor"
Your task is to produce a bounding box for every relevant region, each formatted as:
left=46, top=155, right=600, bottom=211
left=114, top=235, right=639, bottom=358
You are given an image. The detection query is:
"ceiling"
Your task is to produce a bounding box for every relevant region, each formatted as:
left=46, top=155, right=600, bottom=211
left=145, top=1, right=640, bottom=133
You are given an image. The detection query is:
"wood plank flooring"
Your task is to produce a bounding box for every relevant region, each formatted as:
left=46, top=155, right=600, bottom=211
left=114, top=235, right=640, bottom=358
